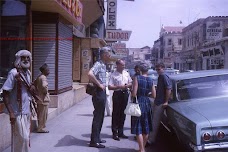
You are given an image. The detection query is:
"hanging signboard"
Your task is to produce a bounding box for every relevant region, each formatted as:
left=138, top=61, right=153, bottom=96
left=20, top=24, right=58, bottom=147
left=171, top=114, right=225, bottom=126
left=105, top=30, right=132, bottom=41
left=106, top=0, right=117, bottom=29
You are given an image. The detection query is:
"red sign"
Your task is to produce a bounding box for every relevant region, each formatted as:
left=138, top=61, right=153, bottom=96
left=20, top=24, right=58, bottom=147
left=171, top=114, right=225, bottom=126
left=56, top=0, right=83, bottom=23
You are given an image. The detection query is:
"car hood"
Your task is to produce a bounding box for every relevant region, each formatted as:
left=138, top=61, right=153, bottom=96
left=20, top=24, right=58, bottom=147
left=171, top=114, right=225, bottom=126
left=186, top=96, right=228, bottom=127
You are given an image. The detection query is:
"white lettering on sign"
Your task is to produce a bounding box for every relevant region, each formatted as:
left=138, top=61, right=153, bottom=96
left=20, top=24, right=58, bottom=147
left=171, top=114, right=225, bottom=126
left=106, top=0, right=117, bottom=29
left=206, top=21, right=223, bottom=41
left=105, top=30, right=132, bottom=41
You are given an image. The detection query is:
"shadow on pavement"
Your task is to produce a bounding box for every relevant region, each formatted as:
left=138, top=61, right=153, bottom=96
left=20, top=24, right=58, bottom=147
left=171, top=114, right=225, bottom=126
left=54, top=135, right=88, bottom=147
left=81, top=133, right=113, bottom=139
left=77, top=114, right=93, bottom=117
left=98, top=146, right=137, bottom=152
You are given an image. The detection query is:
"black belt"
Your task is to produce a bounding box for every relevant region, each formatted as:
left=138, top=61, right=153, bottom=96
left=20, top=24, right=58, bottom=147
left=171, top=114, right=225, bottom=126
left=114, top=90, right=128, bottom=93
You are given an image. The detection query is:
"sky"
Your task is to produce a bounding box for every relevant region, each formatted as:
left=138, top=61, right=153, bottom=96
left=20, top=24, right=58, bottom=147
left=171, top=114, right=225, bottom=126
left=108, top=0, right=228, bottom=48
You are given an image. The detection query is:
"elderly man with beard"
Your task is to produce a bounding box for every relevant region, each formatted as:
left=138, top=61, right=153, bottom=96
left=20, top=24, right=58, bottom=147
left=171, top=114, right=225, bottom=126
left=2, top=50, right=32, bottom=152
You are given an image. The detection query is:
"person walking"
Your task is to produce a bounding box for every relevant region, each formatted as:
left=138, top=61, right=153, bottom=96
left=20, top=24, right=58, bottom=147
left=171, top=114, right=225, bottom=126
left=87, top=47, right=111, bottom=148
left=147, top=63, right=172, bottom=146
left=2, top=50, right=32, bottom=152
left=131, top=64, right=156, bottom=152
left=34, top=63, right=51, bottom=133
left=108, top=59, right=132, bottom=141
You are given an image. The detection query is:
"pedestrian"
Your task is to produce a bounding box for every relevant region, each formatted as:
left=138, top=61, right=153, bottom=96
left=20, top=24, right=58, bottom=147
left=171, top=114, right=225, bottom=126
left=34, top=63, right=51, bottom=133
left=88, top=47, right=111, bottom=148
left=105, top=71, right=112, bottom=116
left=133, top=65, right=141, bottom=79
left=2, top=50, right=32, bottom=152
left=147, top=63, right=172, bottom=146
left=108, top=59, right=132, bottom=141
left=131, top=63, right=156, bottom=152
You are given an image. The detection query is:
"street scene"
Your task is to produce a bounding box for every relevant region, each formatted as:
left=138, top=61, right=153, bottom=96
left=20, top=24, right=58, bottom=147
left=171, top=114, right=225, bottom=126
left=0, top=0, right=228, bottom=152
left=3, top=95, right=185, bottom=152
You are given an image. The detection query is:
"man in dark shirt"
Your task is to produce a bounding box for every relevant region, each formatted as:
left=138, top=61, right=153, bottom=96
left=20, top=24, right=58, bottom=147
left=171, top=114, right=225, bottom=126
left=147, top=63, right=172, bottom=146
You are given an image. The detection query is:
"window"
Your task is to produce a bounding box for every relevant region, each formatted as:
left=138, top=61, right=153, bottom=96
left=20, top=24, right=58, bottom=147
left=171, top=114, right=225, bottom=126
left=168, top=39, right=172, bottom=45
left=178, top=39, right=182, bottom=45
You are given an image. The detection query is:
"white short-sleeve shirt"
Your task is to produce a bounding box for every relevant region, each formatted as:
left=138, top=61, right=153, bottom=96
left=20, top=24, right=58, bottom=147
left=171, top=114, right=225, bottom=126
left=109, top=70, right=132, bottom=90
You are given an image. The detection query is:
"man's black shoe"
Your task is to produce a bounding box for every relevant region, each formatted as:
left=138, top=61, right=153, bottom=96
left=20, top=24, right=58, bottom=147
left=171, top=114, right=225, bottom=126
left=89, top=143, right=105, bottom=148
left=145, top=142, right=154, bottom=147
left=112, top=135, right=120, bottom=141
left=119, top=134, right=128, bottom=139
left=99, top=140, right=106, bottom=143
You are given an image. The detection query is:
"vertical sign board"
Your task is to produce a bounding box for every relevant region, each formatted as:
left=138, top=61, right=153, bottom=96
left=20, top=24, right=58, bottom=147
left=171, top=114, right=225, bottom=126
left=106, top=0, right=117, bottom=29
left=206, top=21, right=223, bottom=41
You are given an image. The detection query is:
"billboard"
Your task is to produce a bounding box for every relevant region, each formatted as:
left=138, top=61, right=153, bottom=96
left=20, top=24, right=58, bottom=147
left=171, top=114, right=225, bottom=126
left=206, top=21, right=223, bottom=41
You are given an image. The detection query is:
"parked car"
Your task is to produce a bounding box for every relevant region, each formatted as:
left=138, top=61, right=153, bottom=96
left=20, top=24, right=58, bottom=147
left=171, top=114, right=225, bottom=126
left=161, top=69, right=228, bottom=152
left=148, top=69, right=158, bottom=86
left=164, top=68, right=180, bottom=75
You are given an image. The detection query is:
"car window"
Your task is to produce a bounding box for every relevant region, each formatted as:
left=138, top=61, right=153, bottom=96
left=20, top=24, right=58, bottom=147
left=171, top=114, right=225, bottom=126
left=176, top=74, right=228, bottom=100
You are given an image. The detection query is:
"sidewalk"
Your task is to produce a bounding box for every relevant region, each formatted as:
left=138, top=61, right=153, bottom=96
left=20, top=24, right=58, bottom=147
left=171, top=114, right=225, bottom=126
left=3, top=96, right=139, bottom=152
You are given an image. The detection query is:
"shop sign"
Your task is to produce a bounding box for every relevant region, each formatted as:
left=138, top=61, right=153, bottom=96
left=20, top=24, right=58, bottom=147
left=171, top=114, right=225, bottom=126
left=106, top=0, right=117, bottom=29
left=112, top=48, right=128, bottom=58
left=105, top=30, right=132, bottom=41
left=206, top=21, right=223, bottom=41
left=112, top=42, right=127, bottom=58
left=210, top=58, right=223, bottom=65
left=56, top=0, right=83, bottom=23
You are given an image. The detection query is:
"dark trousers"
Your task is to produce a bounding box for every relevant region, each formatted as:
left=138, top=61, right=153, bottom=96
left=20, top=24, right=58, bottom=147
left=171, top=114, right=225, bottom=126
left=90, top=89, right=106, bottom=144
left=112, top=90, right=129, bottom=136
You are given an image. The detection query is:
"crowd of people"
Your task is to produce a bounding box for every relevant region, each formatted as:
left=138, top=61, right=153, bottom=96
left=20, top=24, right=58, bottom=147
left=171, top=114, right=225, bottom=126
left=1, top=47, right=171, bottom=152
left=88, top=47, right=172, bottom=152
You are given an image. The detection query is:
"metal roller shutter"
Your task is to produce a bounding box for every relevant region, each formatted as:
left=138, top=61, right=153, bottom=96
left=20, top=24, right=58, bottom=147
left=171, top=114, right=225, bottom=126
left=58, top=22, right=73, bottom=90
left=33, top=24, right=56, bottom=91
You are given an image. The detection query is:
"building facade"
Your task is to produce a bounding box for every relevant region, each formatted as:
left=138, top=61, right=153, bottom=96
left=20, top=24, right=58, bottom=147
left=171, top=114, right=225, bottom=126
left=0, top=0, right=106, bottom=151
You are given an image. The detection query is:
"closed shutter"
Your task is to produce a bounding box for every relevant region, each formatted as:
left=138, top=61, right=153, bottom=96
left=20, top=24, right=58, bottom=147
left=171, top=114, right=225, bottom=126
left=58, top=22, right=72, bottom=90
left=33, top=24, right=56, bottom=91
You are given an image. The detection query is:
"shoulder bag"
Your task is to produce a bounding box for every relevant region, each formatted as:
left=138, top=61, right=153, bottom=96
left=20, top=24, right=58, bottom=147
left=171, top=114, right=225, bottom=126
left=86, top=81, right=97, bottom=96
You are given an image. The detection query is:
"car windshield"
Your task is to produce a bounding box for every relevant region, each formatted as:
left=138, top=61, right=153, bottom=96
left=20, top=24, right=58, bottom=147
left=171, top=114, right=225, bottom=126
left=176, top=74, right=228, bottom=100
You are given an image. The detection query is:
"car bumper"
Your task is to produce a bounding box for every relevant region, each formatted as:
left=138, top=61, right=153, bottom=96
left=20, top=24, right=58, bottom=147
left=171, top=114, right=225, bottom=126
left=190, top=142, right=228, bottom=151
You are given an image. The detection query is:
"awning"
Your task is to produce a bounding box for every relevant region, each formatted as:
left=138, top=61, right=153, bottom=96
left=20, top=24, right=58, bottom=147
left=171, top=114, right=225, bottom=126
left=80, top=0, right=104, bottom=28
left=31, top=0, right=83, bottom=26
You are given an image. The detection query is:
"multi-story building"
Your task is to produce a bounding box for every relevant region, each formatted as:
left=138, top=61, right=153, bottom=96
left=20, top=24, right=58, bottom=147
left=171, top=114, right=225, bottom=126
left=180, top=16, right=228, bottom=71
left=152, top=26, right=184, bottom=69
left=126, top=46, right=152, bottom=69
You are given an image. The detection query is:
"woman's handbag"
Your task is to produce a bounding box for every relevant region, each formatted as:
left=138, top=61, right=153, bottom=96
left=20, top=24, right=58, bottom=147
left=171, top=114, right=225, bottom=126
left=86, top=82, right=97, bottom=96
left=124, top=95, right=141, bottom=117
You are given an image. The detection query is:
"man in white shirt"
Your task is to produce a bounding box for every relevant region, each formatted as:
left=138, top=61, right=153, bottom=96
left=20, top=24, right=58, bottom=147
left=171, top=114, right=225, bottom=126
left=108, top=59, right=132, bottom=141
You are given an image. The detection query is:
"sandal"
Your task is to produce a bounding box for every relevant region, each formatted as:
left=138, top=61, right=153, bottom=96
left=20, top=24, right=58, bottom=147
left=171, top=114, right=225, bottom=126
left=37, top=130, right=49, bottom=133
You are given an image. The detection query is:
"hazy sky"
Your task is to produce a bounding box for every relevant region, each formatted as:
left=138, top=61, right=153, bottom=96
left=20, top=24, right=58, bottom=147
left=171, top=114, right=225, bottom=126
left=109, top=0, right=228, bottom=48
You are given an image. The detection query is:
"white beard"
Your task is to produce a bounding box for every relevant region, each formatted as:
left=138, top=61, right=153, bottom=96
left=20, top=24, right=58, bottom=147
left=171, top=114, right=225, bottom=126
left=20, top=61, right=30, bottom=69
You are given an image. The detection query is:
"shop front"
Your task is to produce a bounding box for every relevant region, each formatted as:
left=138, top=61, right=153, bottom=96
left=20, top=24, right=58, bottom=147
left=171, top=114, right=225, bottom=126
left=201, top=45, right=225, bottom=70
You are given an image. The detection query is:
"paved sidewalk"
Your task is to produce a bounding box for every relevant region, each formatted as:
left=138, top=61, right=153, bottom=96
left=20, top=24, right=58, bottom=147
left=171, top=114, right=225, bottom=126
left=3, top=96, right=139, bottom=152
